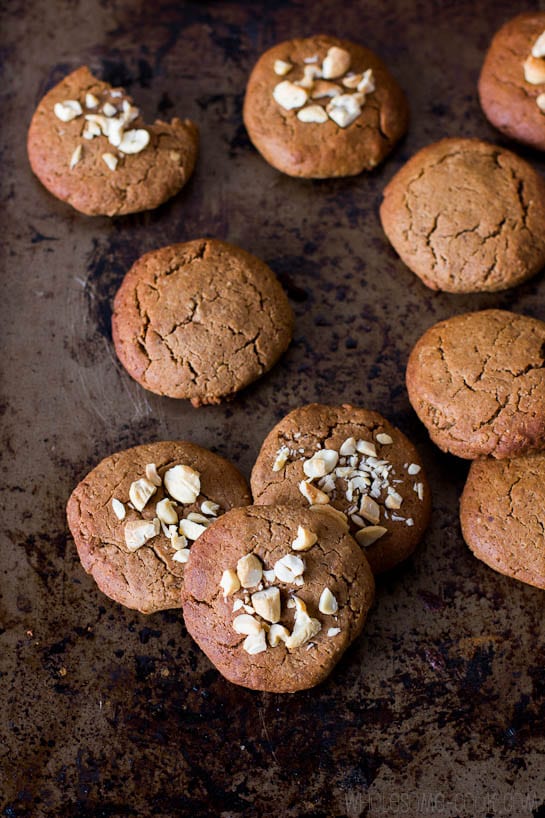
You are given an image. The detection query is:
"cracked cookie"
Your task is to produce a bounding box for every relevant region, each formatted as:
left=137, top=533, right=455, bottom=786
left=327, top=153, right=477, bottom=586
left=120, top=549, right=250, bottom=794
left=406, top=310, right=545, bottom=460
left=380, top=137, right=545, bottom=293
left=460, top=454, right=545, bottom=590
left=243, top=35, right=408, bottom=178
left=112, top=239, right=294, bottom=406
left=66, top=441, right=251, bottom=613
left=27, top=66, right=198, bottom=216
left=182, top=504, right=375, bottom=692
left=479, top=12, right=545, bottom=152
left=250, top=403, right=430, bottom=574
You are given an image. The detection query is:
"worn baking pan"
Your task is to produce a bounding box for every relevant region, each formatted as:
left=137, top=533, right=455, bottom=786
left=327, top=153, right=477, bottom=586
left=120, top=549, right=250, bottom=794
left=2, top=0, right=544, bottom=815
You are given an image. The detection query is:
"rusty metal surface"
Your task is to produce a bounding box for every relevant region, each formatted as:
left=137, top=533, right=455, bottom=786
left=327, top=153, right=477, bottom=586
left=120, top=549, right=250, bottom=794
left=2, top=1, right=545, bottom=816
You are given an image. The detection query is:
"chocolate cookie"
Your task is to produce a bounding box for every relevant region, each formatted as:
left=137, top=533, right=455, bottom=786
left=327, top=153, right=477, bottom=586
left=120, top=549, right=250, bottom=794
left=243, top=35, right=408, bottom=178
left=27, top=66, right=198, bottom=216
left=406, top=310, right=545, bottom=460
left=479, top=12, right=545, bottom=152
left=460, top=454, right=545, bottom=590
left=380, top=137, right=545, bottom=293
left=112, top=239, right=293, bottom=406
left=66, top=441, right=251, bottom=614
left=250, top=404, right=430, bottom=575
left=182, top=504, right=375, bottom=692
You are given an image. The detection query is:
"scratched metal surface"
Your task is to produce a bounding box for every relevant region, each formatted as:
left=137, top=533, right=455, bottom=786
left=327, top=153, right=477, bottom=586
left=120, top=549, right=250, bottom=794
left=2, top=1, right=545, bottom=816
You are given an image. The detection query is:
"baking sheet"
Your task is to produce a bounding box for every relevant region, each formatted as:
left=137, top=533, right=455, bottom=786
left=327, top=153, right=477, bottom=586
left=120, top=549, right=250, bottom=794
left=2, top=0, right=545, bottom=815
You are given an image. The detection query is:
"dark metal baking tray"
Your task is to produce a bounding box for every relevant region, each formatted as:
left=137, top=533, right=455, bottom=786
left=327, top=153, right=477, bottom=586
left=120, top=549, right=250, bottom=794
left=2, top=1, right=545, bottom=815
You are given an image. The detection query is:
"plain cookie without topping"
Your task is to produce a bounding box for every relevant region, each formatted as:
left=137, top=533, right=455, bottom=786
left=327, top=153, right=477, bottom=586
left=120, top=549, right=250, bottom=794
left=406, top=310, right=545, bottom=460
left=66, top=441, right=251, bottom=613
left=112, top=239, right=294, bottom=406
left=182, top=504, right=375, bottom=692
left=460, top=454, right=545, bottom=590
left=243, top=35, right=408, bottom=178
left=27, top=66, right=198, bottom=216
left=479, top=12, right=545, bottom=151
left=380, top=137, right=545, bottom=293
left=250, top=403, right=430, bottom=574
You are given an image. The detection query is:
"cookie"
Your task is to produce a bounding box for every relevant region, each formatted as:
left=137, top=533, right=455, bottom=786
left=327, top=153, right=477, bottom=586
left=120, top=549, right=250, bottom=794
left=479, top=12, right=545, bottom=152
left=460, top=454, right=545, bottom=590
left=250, top=403, right=430, bottom=575
left=243, top=35, right=408, bottom=178
left=112, top=239, right=294, bottom=406
left=406, top=310, right=545, bottom=460
left=380, top=137, right=545, bottom=293
left=27, top=66, right=198, bottom=216
left=182, top=504, right=375, bottom=692
left=66, top=441, right=251, bottom=614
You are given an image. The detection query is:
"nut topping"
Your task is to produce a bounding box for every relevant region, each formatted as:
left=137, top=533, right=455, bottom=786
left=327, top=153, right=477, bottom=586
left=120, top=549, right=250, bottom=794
left=359, top=495, right=381, bottom=524
left=268, top=624, right=290, bottom=647
left=251, top=587, right=281, bottom=623
left=111, top=498, right=126, bottom=520
left=118, top=128, right=150, bottom=155
left=54, top=100, right=83, bottom=122
left=303, top=448, right=339, bottom=479
left=164, top=464, right=200, bottom=503
left=339, top=437, right=356, bottom=456
left=321, top=46, right=351, bottom=79
left=272, top=445, right=290, bottom=472
left=524, top=55, right=545, bottom=85
left=156, top=497, right=178, bottom=525
left=243, top=631, right=267, bottom=655
left=274, top=59, right=293, bottom=76
left=311, top=80, right=342, bottom=99
left=233, top=613, right=262, bottom=635
left=376, top=433, right=393, bottom=445
left=355, top=525, right=387, bottom=548
left=327, top=627, right=341, bottom=637
left=85, top=92, right=99, bottom=109
left=124, top=518, right=160, bottom=551
left=237, top=553, right=263, bottom=588
left=299, top=480, right=330, bottom=505
left=69, top=144, right=82, bottom=169
left=179, top=518, right=207, bottom=541
left=102, top=102, right=117, bottom=117
left=318, top=587, right=338, bottom=615
left=310, top=504, right=349, bottom=531
left=129, top=477, right=157, bottom=512
left=285, top=596, right=321, bottom=649
left=201, top=500, right=220, bottom=516
left=532, top=30, right=545, bottom=58
left=220, top=569, right=241, bottom=597
left=102, top=152, right=118, bottom=171
left=145, top=463, right=162, bottom=486
left=273, top=553, right=305, bottom=583
left=273, top=80, right=308, bottom=110
left=291, top=525, right=318, bottom=551
left=172, top=548, right=190, bottom=563
left=297, top=105, right=329, bottom=123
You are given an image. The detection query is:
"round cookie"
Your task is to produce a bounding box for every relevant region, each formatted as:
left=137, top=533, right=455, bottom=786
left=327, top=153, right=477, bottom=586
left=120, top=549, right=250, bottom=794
left=380, top=137, right=545, bottom=293
left=406, top=309, right=545, bottom=460
left=182, top=504, right=375, bottom=692
left=478, top=12, right=545, bottom=152
left=66, top=441, right=251, bottom=614
left=27, top=66, right=198, bottom=216
left=460, top=454, right=545, bottom=590
left=243, top=35, right=408, bottom=178
left=250, top=404, right=430, bottom=575
left=112, top=239, right=293, bottom=406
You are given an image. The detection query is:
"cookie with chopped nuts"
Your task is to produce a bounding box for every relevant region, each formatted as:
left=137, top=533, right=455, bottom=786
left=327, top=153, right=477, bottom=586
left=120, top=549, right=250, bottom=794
left=479, top=13, right=545, bottom=152
left=460, top=453, right=545, bottom=590
left=182, top=504, right=375, bottom=692
left=380, top=138, right=545, bottom=293
left=406, top=310, right=545, bottom=460
left=250, top=403, right=430, bottom=575
left=27, top=66, right=198, bottom=216
left=112, top=239, right=293, bottom=406
left=66, top=441, right=251, bottom=614
left=243, top=35, right=408, bottom=178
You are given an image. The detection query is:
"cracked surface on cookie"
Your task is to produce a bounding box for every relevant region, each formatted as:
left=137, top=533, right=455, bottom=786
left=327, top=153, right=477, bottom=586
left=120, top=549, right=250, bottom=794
left=460, top=454, right=545, bottom=590
left=380, top=137, right=545, bottom=293
left=406, top=310, right=545, bottom=459
left=66, top=441, right=251, bottom=613
left=182, top=504, right=375, bottom=692
left=250, top=403, right=430, bottom=574
left=27, top=66, right=198, bottom=216
left=112, top=240, right=293, bottom=404
left=478, top=12, right=545, bottom=152
left=243, top=35, right=408, bottom=178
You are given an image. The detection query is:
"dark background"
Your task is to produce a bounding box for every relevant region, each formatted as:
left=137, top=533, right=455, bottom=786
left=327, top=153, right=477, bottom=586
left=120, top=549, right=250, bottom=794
left=2, top=1, right=545, bottom=816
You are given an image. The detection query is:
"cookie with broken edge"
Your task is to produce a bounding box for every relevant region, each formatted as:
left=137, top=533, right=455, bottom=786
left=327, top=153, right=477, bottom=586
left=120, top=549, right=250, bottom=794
left=66, top=440, right=251, bottom=614
left=28, top=66, right=198, bottom=216
left=243, top=35, right=408, bottom=178
left=112, top=239, right=294, bottom=406
left=250, top=403, right=430, bottom=575
left=182, top=504, right=375, bottom=692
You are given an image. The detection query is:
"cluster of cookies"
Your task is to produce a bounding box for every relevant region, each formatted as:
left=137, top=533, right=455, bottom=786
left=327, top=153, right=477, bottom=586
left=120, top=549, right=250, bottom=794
left=406, top=309, right=545, bottom=590
left=67, top=404, right=430, bottom=691
left=31, top=16, right=545, bottom=692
